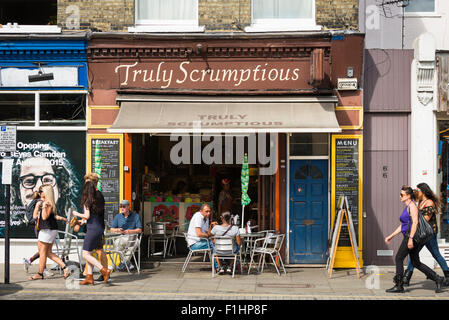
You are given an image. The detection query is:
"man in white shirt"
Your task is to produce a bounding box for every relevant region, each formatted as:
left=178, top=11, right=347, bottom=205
left=187, top=204, right=216, bottom=250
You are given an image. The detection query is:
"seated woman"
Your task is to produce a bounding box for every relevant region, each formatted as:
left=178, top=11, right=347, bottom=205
left=208, top=211, right=242, bottom=275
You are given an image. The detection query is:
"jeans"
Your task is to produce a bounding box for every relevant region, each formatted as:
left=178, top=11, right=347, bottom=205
left=212, top=244, right=241, bottom=269
left=407, top=233, right=449, bottom=272
left=189, top=239, right=213, bottom=251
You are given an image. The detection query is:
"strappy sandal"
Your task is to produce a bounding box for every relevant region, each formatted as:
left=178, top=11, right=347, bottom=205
left=28, top=272, right=44, bottom=280
left=62, top=265, right=70, bottom=279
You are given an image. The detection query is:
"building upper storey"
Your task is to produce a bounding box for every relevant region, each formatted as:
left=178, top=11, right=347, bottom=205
left=0, top=0, right=359, bottom=34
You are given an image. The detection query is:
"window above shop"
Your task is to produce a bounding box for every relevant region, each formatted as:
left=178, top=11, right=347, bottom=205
left=405, top=0, right=435, bottom=13
left=0, top=92, right=86, bottom=128
left=129, top=0, right=204, bottom=33
left=0, top=0, right=61, bottom=33
left=289, top=133, right=328, bottom=157
left=245, top=0, right=321, bottom=32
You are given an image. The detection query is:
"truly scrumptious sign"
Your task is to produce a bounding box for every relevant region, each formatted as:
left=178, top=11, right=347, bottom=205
left=105, top=59, right=323, bottom=91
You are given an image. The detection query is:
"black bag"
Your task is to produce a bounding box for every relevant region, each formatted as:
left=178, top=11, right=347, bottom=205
left=24, top=199, right=39, bottom=225
left=408, top=206, right=434, bottom=245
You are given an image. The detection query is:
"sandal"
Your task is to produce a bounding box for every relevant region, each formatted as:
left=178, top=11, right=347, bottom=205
left=62, top=265, right=70, bottom=279
left=28, top=272, right=44, bottom=280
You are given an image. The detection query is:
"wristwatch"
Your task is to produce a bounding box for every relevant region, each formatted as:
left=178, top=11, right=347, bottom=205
left=409, top=236, right=413, bottom=239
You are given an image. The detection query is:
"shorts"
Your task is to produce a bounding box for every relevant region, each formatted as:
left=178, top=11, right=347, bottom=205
left=38, top=229, right=58, bottom=244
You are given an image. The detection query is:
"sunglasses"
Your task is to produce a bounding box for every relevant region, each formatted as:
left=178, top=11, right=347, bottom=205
left=400, top=193, right=407, bottom=197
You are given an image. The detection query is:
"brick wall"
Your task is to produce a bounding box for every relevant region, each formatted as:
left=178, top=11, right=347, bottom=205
left=57, top=0, right=358, bottom=32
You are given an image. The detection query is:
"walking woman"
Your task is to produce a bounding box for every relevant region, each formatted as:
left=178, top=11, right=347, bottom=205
left=72, top=180, right=111, bottom=285
left=403, top=182, right=449, bottom=286
left=28, top=185, right=70, bottom=280
left=385, top=185, right=445, bottom=293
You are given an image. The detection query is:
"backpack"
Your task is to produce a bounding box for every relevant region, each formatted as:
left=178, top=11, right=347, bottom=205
left=24, top=198, right=39, bottom=225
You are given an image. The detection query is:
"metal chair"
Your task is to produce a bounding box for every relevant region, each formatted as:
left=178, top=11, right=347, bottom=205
left=147, top=222, right=169, bottom=258
left=248, top=231, right=286, bottom=275
left=53, top=231, right=83, bottom=274
left=248, top=233, right=286, bottom=276
left=211, top=236, right=242, bottom=278
left=181, top=233, right=213, bottom=273
left=104, top=233, right=142, bottom=274
left=167, top=222, right=188, bottom=257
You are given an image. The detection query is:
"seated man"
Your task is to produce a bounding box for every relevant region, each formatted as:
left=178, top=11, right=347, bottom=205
left=209, top=211, right=242, bottom=275
left=186, top=204, right=215, bottom=251
left=110, top=200, right=142, bottom=271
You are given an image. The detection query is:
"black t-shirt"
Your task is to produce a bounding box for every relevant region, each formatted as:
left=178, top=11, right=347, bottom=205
left=37, top=201, right=58, bottom=230
left=95, top=190, right=105, bottom=229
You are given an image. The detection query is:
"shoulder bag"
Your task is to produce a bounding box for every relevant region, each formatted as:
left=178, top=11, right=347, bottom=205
left=408, top=204, right=434, bottom=246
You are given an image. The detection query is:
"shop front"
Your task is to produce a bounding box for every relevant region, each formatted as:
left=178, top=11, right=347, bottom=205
left=87, top=32, right=364, bottom=265
left=0, top=37, right=88, bottom=263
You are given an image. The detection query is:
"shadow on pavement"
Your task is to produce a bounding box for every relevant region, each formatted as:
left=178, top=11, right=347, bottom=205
left=0, top=283, right=23, bottom=297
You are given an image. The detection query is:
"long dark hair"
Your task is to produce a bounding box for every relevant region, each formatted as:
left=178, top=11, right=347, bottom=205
left=401, top=185, right=415, bottom=201
left=417, top=182, right=441, bottom=212
left=81, top=181, right=99, bottom=214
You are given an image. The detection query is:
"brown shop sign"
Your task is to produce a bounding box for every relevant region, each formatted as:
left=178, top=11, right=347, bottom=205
left=112, top=60, right=315, bottom=91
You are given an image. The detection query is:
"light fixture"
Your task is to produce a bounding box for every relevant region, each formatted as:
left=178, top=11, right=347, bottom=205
left=28, top=62, right=54, bottom=83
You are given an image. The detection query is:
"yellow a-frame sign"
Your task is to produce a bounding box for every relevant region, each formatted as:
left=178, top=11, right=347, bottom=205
left=327, top=195, right=360, bottom=278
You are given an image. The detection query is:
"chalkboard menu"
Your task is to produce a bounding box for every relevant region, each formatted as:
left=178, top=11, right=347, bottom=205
left=333, top=137, right=361, bottom=247
left=89, top=136, right=122, bottom=227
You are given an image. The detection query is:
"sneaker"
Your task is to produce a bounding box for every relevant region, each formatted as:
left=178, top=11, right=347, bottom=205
left=116, top=263, right=126, bottom=271
left=23, top=258, right=31, bottom=273
left=43, top=269, right=54, bottom=277
left=218, top=267, right=225, bottom=275
left=226, top=267, right=233, bottom=275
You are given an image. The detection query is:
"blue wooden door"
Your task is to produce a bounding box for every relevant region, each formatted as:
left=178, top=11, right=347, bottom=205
left=289, top=160, right=328, bottom=264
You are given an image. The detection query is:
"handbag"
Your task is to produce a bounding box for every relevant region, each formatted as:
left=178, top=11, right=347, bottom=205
left=408, top=205, right=434, bottom=245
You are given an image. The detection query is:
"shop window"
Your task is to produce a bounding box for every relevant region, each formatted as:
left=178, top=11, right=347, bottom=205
left=289, top=133, right=328, bottom=156
left=130, top=0, right=204, bottom=32
left=0, top=93, right=86, bottom=127
left=39, top=94, right=86, bottom=127
left=0, top=0, right=60, bottom=33
left=245, top=0, right=320, bottom=32
left=0, top=94, right=35, bottom=126
left=405, top=0, right=435, bottom=13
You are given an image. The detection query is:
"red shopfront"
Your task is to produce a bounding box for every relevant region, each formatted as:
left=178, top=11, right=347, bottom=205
left=87, top=32, right=364, bottom=266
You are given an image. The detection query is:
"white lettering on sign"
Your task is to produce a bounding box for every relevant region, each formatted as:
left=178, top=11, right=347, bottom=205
left=114, top=61, right=301, bottom=88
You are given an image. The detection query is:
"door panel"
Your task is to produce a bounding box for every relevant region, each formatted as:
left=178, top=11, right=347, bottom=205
left=289, top=160, right=328, bottom=264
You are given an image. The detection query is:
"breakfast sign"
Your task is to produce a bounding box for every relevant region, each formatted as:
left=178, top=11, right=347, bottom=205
left=90, top=59, right=330, bottom=92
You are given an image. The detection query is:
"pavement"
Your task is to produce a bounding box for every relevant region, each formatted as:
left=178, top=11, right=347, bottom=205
left=1, top=255, right=449, bottom=301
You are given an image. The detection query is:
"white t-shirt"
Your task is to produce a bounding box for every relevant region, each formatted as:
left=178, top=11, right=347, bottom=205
left=187, top=211, right=209, bottom=247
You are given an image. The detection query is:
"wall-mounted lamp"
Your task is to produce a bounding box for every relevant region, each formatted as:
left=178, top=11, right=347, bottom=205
left=196, top=43, right=203, bottom=55
left=28, top=62, right=54, bottom=83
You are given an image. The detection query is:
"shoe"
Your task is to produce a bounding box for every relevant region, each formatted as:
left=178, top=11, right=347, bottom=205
left=218, top=267, right=225, bottom=275
left=43, top=269, right=54, bottom=277
left=80, top=274, right=94, bottom=285
left=386, top=275, right=405, bottom=293
left=443, top=270, right=449, bottom=287
left=116, top=263, right=126, bottom=271
left=226, top=267, right=232, bottom=275
left=435, top=275, right=445, bottom=293
left=23, top=258, right=31, bottom=273
left=403, top=269, right=413, bottom=287
left=100, top=267, right=112, bottom=283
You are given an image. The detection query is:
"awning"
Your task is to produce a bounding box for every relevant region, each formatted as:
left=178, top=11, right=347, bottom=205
left=108, top=95, right=341, bottom=134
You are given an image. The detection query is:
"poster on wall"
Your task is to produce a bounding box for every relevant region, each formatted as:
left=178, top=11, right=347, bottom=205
left=0, top=131, right=86, bottom=238
left=331, top=135, right=363, bottom=248
left=87, top=134, right=123, bottom=228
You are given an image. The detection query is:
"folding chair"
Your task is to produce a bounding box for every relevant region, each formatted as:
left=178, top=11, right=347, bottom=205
left=181, top=233, right=213, bottom=273
left=104, top=233, right=142, bottom=274
left=211, top=236, right=242, bottom=278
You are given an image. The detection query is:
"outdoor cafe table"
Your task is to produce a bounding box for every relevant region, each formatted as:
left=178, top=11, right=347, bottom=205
left=240, top=232, right=265, bottom=264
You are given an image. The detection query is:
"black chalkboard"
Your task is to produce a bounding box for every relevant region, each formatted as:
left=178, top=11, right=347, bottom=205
left=334, top=138, right=360, bottom=247
left=90, top=138, right=121, bottom=227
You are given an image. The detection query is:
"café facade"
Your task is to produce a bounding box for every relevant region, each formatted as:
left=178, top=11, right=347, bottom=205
left=86, top=31, right=364, bottom=267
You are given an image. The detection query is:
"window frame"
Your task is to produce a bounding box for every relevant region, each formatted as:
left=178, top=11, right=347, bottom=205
left=245, top=0, right=321, bottom=32
left=0, top=91, right=88, bottom=131
left=404, top=0, right=439, bottom=17
left=130, top=0, right=205, bottom=33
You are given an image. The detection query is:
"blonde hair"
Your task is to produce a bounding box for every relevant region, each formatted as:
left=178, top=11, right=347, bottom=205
left=41, top=185, right=57, bottom=215
left=84, top=172, right=99, bottom=184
